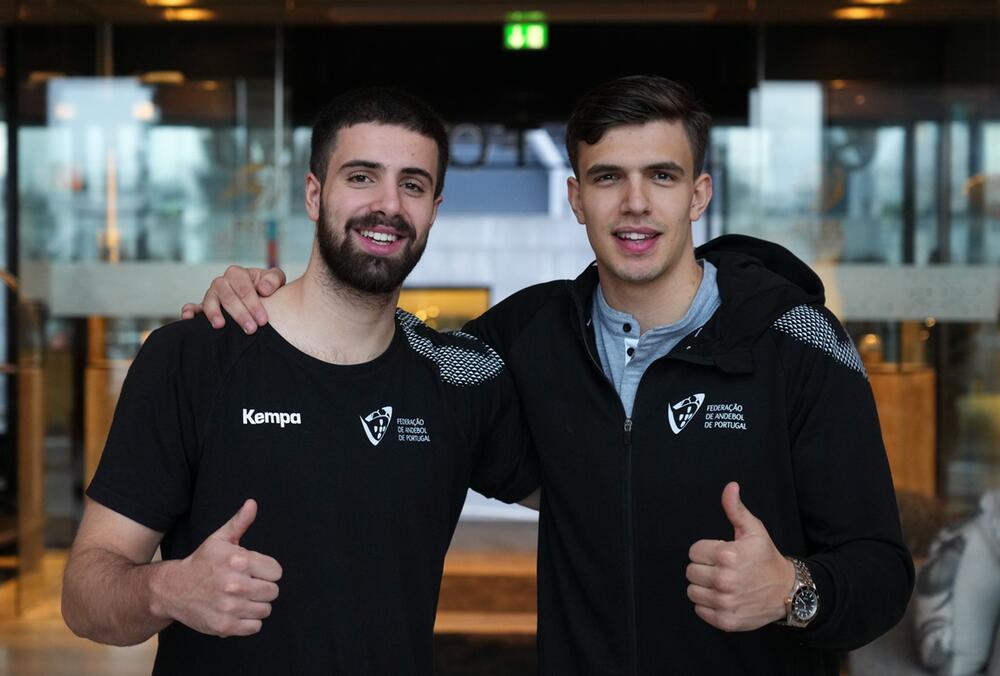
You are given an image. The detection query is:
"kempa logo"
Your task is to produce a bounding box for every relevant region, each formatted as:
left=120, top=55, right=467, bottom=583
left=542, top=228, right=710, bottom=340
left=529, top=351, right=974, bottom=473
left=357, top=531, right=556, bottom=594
left=242, top=408, right=302, bottom=428
left=360, top=406, right=393, bottom=446
left=667, top=393, right=705, bottom=435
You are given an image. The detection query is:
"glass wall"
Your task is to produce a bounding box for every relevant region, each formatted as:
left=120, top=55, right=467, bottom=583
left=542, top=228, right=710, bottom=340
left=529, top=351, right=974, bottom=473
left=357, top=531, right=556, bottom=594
left=712, top=82, right=1000, bottom=513
left=21, top=77, right=284, bottom=265
left=0, top=23, right=10, bottom=578
left=14, top=24, right=288, bottom=548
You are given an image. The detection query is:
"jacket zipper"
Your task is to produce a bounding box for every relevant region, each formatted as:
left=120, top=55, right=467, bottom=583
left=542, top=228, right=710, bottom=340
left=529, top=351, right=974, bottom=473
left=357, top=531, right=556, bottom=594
left=576, top=313, right=640, bottom=676
left=623, top=417, right=638, bottom=676
left=568, top=275, right=728, bottom=675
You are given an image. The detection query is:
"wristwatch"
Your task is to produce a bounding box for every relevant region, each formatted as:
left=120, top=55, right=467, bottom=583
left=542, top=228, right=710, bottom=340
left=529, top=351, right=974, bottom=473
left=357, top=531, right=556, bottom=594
left=780, top=556, right=819, bottom=628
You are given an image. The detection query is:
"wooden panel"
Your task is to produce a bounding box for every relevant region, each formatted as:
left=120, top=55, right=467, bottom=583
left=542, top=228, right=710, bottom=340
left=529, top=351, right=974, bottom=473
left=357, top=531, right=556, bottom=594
left=434, top=611, right=536, bottom=636
left=83, top=363, right=129, bottom=487
left=17, top=364, right=48, bottom=614
left=869, top=366, right=936, bottom=497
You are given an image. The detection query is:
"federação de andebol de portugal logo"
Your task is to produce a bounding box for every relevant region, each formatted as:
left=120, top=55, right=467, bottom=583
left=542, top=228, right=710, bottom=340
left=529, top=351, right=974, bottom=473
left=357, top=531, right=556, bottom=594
left=360, top=406, right=393, bottom=446
left=668, top=393, right=705, bottom=434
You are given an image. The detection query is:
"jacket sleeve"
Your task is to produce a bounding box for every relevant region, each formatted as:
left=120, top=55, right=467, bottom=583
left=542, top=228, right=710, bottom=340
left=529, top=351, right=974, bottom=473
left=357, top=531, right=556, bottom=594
left=465, top=364, right=540, bottom=504
left=462, top=282, right=562, bottom=360
left=773, top=304, right=914, bottom=651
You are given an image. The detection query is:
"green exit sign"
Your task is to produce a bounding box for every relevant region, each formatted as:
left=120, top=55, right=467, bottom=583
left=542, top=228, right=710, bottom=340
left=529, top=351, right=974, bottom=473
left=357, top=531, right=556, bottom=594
left=504, top=12, right=548, bottom=50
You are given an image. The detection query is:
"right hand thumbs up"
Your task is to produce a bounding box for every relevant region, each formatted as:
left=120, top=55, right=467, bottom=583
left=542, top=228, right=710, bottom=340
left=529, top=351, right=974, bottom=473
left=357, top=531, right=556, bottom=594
left=208, top=499, right=283, bottom=583
left=153, top=499, right=282, bottom=637
left=213, top=497, right=257, bottom=544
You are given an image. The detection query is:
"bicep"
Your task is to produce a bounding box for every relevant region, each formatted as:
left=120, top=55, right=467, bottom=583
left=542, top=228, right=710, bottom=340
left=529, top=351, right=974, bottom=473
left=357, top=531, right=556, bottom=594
left=71, top=497, right=164, bottom=565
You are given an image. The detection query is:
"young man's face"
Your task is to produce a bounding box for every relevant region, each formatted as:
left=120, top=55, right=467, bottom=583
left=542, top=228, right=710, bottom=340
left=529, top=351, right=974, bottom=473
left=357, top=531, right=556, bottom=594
left=568, top=120, right=712, bottom=290
left=305, top=122, right=442, bottom=294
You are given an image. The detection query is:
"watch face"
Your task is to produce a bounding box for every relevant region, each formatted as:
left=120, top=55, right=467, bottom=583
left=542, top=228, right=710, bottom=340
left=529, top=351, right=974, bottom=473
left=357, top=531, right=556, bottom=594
left=793, top=588, right=819, bottom=620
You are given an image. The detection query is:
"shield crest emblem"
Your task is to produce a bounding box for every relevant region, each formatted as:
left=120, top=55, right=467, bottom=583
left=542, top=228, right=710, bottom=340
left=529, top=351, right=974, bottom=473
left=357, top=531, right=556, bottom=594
left=360, top=406, right=393, bottom=446
left=667, top=393, right=705, bottom=435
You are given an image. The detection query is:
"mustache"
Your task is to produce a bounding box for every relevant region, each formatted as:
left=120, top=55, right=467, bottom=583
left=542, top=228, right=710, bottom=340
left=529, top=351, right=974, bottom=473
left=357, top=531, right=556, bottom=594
left=345, top=212, right=416, bottom=239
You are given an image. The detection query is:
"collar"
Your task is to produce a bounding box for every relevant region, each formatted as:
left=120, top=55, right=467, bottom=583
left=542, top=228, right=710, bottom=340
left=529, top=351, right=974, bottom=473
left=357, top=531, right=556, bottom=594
left=567, top=262, right=753, bottom=374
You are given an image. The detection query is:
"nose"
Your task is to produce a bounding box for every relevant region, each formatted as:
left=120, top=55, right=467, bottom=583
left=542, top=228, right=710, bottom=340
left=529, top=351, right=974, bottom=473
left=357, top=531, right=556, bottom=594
left=621, top=175, right=650, bottom=217
left=370, top=181, right=402, bottom=218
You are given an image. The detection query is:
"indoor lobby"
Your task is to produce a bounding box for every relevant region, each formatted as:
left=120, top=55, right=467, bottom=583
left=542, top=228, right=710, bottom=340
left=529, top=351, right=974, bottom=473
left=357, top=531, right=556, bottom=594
left=0, top=0, right=999, bottom=674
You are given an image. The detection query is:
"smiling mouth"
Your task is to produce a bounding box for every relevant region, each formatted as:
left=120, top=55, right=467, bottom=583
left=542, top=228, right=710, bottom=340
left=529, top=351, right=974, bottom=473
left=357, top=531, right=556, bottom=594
left=615, top=232, right=659, bottom=241
left=357, top=229, right=401, bottom=245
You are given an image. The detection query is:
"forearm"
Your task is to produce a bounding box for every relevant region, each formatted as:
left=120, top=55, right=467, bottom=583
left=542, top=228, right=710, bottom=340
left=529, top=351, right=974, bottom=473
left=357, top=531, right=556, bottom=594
left=62, top=547, right=175, bottom=646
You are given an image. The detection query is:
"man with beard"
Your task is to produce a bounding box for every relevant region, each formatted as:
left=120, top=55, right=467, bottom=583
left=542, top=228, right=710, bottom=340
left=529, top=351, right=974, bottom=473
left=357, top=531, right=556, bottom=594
left=191, top=75, right=913, bottom=675
left=61, top=87, right=538, bottom=675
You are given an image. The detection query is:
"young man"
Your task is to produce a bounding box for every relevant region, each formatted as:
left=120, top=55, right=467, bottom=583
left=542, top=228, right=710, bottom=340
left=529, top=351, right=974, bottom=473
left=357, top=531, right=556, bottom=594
left=192, top=76, right=914, bottom=675
left=61, top=87, right=538, bottom=675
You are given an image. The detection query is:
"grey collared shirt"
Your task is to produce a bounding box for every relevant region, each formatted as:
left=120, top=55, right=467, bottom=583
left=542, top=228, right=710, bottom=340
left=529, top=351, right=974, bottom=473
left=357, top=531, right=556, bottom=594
left=592, top=260, right=721, bottom=418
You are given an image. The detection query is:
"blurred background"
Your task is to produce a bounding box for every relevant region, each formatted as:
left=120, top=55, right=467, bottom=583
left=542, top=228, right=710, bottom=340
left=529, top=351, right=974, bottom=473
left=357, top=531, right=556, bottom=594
left=0, top=0, right=998, bottom=673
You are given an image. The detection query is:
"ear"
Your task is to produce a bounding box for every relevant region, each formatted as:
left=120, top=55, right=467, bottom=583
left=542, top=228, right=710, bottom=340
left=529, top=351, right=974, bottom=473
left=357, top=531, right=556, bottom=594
left=567, top=176, right=586, bottom=225
left=428, top=193, right=443, bottom=232
left=689, top=172, right=713, bottom=223
left=305, top=172, right=322, bottom=222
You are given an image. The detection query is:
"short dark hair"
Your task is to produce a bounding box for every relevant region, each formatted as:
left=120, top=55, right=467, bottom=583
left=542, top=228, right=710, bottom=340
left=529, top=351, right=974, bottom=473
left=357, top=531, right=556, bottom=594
left=310, top=86, right=450, bottom=198
left=566, top=75, right=711, bottom=177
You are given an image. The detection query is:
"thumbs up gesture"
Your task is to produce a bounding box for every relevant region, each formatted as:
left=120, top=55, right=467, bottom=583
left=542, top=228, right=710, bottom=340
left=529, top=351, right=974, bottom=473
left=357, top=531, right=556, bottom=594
left=150, top=499, right=283, bottom=637
left=685, top=482, right=795, bottom=632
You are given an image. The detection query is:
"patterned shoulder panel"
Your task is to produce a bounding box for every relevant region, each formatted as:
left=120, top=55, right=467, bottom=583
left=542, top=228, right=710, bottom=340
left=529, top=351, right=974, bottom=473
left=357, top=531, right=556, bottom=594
left=396, top=309, right=506, bottom=387
left=772, top=304, right=867, bottom=378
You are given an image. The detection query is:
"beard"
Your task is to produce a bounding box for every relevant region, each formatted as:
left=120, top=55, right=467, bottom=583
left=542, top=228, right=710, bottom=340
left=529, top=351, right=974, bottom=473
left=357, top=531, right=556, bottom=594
left=316, top=206, right=426, bottom=296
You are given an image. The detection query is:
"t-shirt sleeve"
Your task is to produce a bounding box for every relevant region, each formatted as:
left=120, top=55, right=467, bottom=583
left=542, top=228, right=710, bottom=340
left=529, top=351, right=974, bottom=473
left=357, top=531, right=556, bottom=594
left=466, top=365, right=540, bottom=505
left=86, top=322, right=218, bottom=533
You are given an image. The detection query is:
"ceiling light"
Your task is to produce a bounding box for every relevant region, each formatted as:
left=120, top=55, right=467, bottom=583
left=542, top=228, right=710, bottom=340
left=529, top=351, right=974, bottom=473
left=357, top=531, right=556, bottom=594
left=833, top=7, right=888, bottom=19
left=28, top=71, right=65, bottom=85
left=853, top=0, right=905, bottom=4
left=145, top=0, right=194, bottom=6
left=163, top=8, right=216, bottom=21
left=140, top=71, right=186, bottom=85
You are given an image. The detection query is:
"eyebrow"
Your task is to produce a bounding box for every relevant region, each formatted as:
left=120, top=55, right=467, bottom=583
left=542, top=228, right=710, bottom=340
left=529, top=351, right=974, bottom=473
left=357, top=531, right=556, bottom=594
left=585, top=161, right=686, bottom=178
left=339, top=159, right=383, bottom=172
left=646, top=161, right=686, bottom=177
left=400, top=166, right=435, bottom=184
left=339, top=159, right=435, bottom=186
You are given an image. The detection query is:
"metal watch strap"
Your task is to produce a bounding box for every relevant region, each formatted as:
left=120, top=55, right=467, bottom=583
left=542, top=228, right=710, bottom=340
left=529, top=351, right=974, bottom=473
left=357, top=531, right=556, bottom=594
left=779, top=556, right=818, bottom=628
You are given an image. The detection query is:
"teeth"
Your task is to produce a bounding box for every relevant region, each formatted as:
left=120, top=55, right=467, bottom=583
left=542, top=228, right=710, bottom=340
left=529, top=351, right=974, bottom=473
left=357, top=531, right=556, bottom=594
left=617, top=232, right=654, bottom=241
left=360, top=230, right=398, bottom=244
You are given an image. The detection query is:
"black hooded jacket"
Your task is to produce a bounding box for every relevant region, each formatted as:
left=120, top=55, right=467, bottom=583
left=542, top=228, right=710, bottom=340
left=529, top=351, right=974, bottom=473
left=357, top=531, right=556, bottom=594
left=464, top=234, right=914, bottom=676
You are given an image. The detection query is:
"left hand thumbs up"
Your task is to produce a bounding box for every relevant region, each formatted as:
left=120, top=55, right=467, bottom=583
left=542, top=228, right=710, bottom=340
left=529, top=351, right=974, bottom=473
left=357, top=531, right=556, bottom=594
left=721, top=480, right=767, bottom=539
left=685, top=482, right=795, bottom=632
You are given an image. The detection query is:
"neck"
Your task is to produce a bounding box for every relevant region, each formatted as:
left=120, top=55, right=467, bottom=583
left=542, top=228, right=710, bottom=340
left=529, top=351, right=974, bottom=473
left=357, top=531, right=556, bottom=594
left=262, top=247, right=400, bottom=365
left=598, top=254, right=703, bottom=333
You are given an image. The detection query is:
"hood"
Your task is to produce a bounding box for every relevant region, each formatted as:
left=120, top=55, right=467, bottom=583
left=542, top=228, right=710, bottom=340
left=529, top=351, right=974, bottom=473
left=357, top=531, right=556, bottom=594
left=695, top=234, right=825, bottom=351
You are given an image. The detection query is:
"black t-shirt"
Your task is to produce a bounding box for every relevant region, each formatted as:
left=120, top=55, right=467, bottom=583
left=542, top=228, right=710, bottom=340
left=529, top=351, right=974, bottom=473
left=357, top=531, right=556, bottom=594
left=87, top=310, right=539, bottom=675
